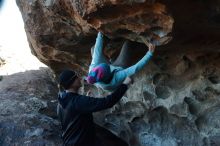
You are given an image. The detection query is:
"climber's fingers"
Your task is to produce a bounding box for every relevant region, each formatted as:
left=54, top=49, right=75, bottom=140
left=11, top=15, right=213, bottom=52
left=86, top=90, right=92, bottom=96
left=140, top=36, right=150, bottom=47
left=148, top=43, right=155, bottom=53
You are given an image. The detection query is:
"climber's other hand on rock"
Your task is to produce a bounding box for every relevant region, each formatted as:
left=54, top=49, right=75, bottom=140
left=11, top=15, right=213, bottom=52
left=148, top=43, right=155, bottom=53
left=86, top=90, right=92, bottom=96
left=98, top=32, right=103, bottom=37
left=123, top=77, right=133, bottom=85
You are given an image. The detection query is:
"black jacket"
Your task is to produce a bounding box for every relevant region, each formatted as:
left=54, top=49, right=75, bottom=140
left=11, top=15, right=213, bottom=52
left=57, top=84, right=128, bottom=146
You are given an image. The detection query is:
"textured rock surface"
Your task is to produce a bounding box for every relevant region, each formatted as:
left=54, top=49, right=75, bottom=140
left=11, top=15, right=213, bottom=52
left=16, top=0, right=173, bottom=73
left=0, top=68, right=62, bottom=145
left=89, top=48, right=220, bottom=146
left=15, top=0, right=220, bottom=146
left=16, top=0, right=220, bottom=73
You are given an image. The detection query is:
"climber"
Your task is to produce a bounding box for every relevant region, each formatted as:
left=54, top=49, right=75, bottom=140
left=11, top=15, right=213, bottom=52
left=57, top=69, right=131, bottom=146
left=86, top=32, right=155, bottom=91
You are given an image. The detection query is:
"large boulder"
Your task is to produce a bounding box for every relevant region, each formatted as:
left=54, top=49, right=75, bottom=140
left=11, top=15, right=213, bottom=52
left=15, top=0, right=220, bottom=146
left=0, top=68, right=62, bottom=146
left=16, top=0, right=174, bottom=73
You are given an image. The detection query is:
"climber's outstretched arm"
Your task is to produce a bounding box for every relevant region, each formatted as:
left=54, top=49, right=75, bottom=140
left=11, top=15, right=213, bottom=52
left=89, top=32, right=105, bottom=72
left=115, top=43, right=155, bottom=80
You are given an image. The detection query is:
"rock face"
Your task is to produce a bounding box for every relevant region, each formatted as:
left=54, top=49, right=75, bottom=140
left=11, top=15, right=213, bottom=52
left=16, top=0, right=173, bottom=73
left=15, top=0, right=220, bottom=146
left=91, top=49, right=220, bottom=146
left=62, top=0, right=173, bottom=42
left=0, top=68, right=62, bottom=145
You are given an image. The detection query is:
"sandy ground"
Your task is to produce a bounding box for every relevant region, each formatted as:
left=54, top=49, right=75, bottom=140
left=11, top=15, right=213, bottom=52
left=0, top=45, right=46, bottom=76
left=0, top=0, right=46, bottom=76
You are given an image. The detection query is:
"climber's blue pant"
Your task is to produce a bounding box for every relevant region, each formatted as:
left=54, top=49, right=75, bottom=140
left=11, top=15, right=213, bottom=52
left=91, top=40, right=132, bottom=69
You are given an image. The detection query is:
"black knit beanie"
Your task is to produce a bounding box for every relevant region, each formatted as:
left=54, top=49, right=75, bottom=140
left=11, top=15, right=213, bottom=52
left=59, top=69, right=77, bottom=89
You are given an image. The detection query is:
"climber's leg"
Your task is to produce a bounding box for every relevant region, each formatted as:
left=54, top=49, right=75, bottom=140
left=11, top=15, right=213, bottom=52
left=91, top=45, right=109, bottom=65
left=112, top=40, right=134, bottom=68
